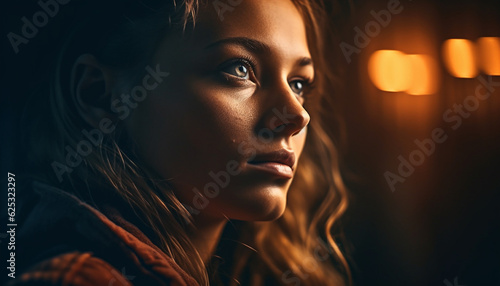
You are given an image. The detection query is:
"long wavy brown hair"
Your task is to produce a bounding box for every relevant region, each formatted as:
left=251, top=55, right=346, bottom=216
left=23, top=0, right=351, bottom=285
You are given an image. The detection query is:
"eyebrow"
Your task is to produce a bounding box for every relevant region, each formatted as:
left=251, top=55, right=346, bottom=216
left=204, top=37, right=313, bottom=67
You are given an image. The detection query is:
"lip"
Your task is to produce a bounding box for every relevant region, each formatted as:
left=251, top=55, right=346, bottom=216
left=247, top=149, right=296, bottom=178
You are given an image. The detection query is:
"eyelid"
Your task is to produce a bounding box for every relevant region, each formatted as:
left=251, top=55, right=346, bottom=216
left=219, top=56, right=258, bottom=81
left=289, top=77, right=316, bottom=98
left=289, top=76, right=314, bottom=85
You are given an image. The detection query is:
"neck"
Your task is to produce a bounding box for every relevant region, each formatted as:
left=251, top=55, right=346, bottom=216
left=188, top=216, right=228, bottom=263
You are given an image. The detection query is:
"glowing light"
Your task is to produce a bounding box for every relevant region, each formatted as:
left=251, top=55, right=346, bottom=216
left=368, top=50, right=438, bottom=95
left=406, top=55, right=439, bottom=95
left=476, top=37, right=500, bottom=75
left=368, top=50, right=411, bottom=92
left=442, top=39, right=478, bottom=78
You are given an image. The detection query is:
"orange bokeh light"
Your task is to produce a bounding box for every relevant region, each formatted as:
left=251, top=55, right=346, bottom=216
left=442, top=39, right=478, bottom=78
left=368, top=50, right=411, bottom=92
left=368, top=50, right=438, bottom=95
left=476, top=37, right=500, bottom=75
left=406, top=55, right=439, bottom=95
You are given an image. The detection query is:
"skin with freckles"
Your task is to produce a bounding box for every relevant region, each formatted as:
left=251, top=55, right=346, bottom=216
left=18, top=0, right=351, bottom=283
left=126, top=0, right=313, bottom=222
left=123, top=0, right=313, bottom=260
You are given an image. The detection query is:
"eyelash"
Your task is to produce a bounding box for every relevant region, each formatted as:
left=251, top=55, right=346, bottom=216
left=219, top=56, right=256, bottom=81
left=218, top=57, right=315, bottom=98
left=291, top=77, right=315, bottom=99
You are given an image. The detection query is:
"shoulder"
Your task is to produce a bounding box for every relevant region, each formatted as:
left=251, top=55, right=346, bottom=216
left=9, top=251, right=132, bottom=286
left=12, top=181, right=199, bottom=286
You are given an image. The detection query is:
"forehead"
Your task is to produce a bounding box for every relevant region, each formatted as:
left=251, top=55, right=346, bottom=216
left=189, top=0, right=310, bottom=57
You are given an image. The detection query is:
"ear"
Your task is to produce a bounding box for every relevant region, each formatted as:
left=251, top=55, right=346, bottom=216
left=70, top=54, right=117, bottom=129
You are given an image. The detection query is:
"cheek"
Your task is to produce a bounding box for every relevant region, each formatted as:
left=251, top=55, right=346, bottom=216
left=125, top=99, right=183, bottom=174
left=126, top=82, right=255, bottom=186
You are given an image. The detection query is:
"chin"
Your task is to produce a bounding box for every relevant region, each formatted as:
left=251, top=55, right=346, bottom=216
left=221, top=186, right=289, bottom=221
left=254, top=206, right=287, bottom=221
left=228, top=205, right=286, bottom=222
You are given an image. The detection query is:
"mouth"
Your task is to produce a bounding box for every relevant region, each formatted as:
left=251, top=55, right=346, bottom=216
left=247, top=149, right=296, bottom=179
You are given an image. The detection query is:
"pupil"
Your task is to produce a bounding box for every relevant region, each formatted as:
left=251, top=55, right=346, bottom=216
left=237, top=65, right=246, bottom=75
left=295, top=82, right=302, bottom=90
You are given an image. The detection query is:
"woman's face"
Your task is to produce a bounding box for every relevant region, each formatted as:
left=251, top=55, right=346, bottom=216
left=126, top=0, right=313, bottom=221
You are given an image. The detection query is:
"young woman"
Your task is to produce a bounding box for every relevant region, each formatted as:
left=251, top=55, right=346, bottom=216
left=12, top=0, right=350, bottom=285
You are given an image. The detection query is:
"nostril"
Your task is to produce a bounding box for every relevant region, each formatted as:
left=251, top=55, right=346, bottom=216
left=292, top=124, right=308, bottom=136
left=273, top=123, right=287, bottom=133
left=266, top=103, right=310, bottom=137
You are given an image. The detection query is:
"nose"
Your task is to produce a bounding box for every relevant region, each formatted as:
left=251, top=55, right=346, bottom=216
left=261, top=82, right=311, bottom=137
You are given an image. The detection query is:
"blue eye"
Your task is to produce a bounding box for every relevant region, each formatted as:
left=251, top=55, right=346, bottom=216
left=222, top=63, right=249, bottom=79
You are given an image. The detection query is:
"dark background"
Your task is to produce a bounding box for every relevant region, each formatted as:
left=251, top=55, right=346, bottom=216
left=2, top=0, right=500, bottom=285
left=335, top=0, right=500, bottom=285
